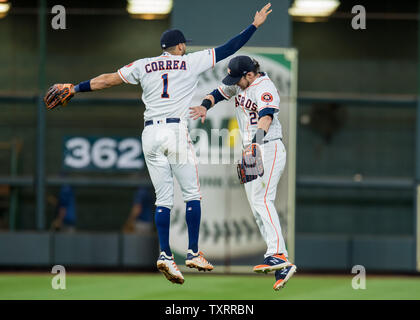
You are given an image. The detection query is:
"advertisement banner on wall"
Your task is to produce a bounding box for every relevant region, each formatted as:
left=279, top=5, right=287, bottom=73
left=170, top=47, right=298, bottom=272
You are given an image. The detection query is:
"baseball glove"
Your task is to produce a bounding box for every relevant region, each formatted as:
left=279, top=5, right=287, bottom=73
left=237, top=143, right=264, bottom=184
left=44, top=83, right=74, bottom=110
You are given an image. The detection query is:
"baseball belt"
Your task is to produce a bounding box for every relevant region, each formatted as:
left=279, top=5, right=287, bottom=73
left=145, top=118, right=180, bottom=127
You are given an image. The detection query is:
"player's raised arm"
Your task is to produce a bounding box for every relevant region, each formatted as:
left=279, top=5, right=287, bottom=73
left=44, top=72, right=124, bottom=110
left=44, top=56, right=143, bottom=110
left=88, top=72, right=124, bottom=91
left=213, top=2, right=272, bottom=63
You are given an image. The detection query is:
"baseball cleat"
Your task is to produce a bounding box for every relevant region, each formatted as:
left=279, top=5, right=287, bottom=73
left=156, top=252, right=185, bottom=285
left=253, top=253, right=292, bottom=273
left=185, top=250, right=214, bottom=272
left=273, top=264, right=297, bottom=291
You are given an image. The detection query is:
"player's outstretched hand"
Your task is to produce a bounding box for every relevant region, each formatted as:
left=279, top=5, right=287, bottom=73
left=189, top=106, right=207, bottom=124
left=44, top=83, right=75, bottom=110
left=252, top=3, right=272, bottom=28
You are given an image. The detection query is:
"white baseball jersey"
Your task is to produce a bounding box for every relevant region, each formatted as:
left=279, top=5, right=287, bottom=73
left=117, top=49, right=216, bottom=121
left=217, top=73, right=282, bottom=147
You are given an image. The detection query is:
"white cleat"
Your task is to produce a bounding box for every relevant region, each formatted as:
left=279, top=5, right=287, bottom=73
left=156, top=252, right=185, bottom=285
left=185, top=250, right=214, bottom=272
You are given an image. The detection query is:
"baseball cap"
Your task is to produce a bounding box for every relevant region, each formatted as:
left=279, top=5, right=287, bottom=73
left=160, top=29, right=191, bottom=49
left=222, top=55, right=256, bottom=86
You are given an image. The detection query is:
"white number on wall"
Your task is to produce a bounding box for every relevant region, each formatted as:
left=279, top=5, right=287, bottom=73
left=117, top=138, right=143, bottom=169
left=64, top=137, right=144, bottom=170
left=91, top=138, right=118, bottom=169
left=64, top=137, right=91, bottom=168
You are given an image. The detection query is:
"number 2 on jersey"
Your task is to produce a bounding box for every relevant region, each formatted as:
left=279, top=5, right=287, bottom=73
left=250, top=111, right=258, bottom=125
left=161, top=73, right=169, bottom=98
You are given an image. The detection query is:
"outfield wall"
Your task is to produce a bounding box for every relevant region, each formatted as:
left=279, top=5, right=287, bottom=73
left=0, top=232, right=415, bottom=273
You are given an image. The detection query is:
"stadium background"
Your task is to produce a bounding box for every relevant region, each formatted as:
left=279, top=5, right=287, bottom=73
left=0, top=0, right=420, bottom=299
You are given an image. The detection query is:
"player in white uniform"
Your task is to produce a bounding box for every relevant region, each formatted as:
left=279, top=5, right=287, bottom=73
left=190, top=55, right=296, bottom=291
left=52, top=4, right=273, bottom=285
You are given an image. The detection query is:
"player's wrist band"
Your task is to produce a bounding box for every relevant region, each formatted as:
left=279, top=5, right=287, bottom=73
left=201, top=99, right=212, bottom=110
left=74, top=80, right=92, bottom=93
left=252, top=128, right=267, bottom=145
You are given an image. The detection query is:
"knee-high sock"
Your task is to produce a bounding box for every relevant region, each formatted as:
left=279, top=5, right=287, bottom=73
left=154, top=206, right=171, bottom=256
left=185, top=200, right=201, bottom=253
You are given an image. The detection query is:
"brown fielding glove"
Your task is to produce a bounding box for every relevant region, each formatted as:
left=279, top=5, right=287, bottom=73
left=44, top=83, right=74, bottom=110
left=237, top=143, right=264, bottom=184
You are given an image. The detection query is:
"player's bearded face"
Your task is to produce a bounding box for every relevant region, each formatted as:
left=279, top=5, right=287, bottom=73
left=237, top=76, right=250, bottom=90
left=237, top=72, right=258, bottom=89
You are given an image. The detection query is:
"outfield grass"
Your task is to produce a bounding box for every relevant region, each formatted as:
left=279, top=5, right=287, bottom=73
left=0, top=272, right=419, bottom=300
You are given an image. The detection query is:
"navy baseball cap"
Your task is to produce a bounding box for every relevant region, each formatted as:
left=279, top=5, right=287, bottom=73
left=160, top=29, right=191, bottom=49
left=222, top=56, right=256, bottom=85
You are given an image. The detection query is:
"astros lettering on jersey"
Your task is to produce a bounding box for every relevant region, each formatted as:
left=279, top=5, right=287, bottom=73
left=217, top=72, right=282, bottom=147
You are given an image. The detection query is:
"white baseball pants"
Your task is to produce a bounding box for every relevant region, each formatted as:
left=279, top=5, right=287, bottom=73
left=141, top=120, right=201, bottom=209
left=244, top=139, right=288, bottom=258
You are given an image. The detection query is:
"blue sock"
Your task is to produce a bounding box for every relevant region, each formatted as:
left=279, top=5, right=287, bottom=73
left=185, top=200, right=201, bottom=253
left=154, top=206, right=172, bottom=256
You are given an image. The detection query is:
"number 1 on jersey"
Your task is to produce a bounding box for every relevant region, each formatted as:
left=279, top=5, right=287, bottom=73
left=161, top=73, right=169, bottom=98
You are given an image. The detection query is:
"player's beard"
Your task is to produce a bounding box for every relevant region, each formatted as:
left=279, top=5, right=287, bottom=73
left=239, top=79, right=250, bottom=90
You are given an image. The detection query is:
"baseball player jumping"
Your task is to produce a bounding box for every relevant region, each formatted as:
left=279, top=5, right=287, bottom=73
left=190, top=55, right=297, bottom=291
left=44, top=4, right=272, bottom=285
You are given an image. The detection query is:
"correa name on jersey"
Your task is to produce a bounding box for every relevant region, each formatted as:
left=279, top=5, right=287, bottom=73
left=145, top=60, right=187, bottom=73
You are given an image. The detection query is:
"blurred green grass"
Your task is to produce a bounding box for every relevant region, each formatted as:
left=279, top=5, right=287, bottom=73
left=0, top=273, right=419, bottom=300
